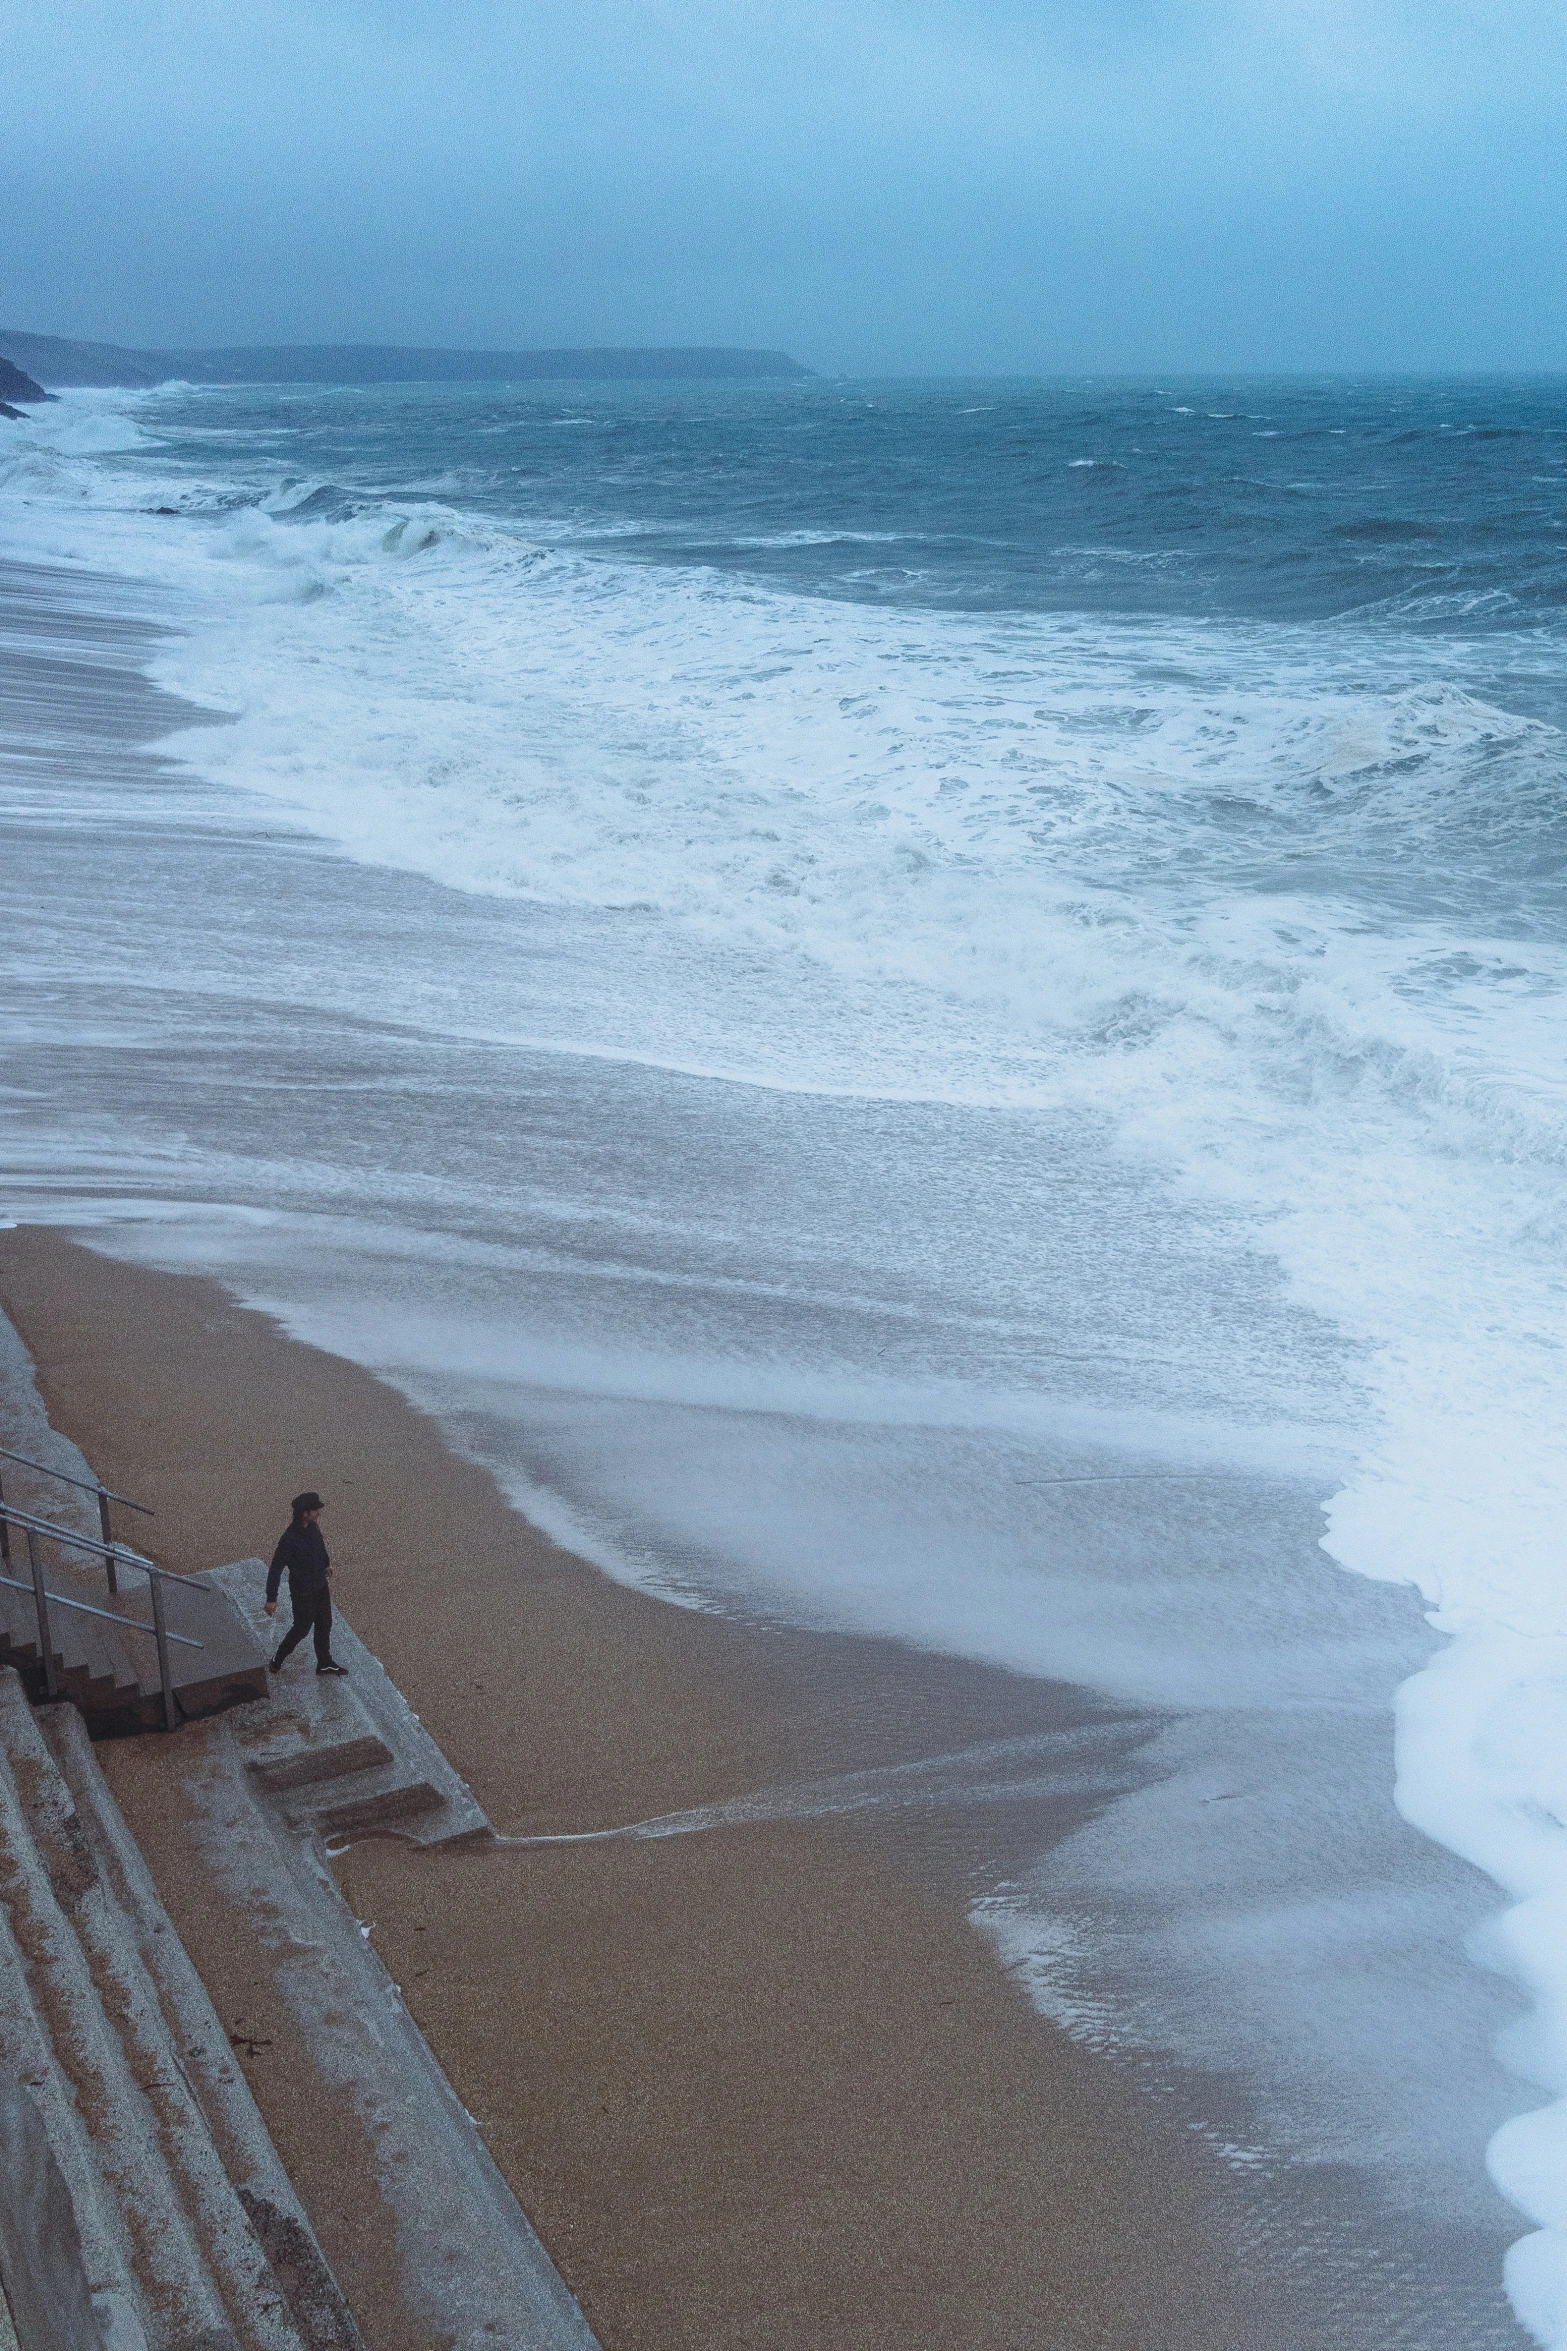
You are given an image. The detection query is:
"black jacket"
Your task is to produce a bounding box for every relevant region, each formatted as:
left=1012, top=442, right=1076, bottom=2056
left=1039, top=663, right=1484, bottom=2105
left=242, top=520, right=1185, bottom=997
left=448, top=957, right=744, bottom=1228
left=266, top=1522, right=330, bottom=1603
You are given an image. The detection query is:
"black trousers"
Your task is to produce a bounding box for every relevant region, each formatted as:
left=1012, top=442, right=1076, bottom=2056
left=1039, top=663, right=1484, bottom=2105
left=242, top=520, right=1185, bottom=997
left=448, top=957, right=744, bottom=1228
left=274, top=1583, right=333, bottom=1667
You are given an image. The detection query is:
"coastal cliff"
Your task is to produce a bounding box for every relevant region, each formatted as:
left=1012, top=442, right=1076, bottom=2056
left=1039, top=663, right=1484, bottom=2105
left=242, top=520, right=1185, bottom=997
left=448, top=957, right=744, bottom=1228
left=0, top=354, right=54, bottom=405
left=0, top=329, right=811, bottom=389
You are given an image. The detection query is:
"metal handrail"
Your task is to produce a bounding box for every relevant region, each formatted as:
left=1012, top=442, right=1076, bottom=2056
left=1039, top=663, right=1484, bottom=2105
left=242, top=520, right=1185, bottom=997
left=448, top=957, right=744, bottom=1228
left=0, top=1502, right=214, bottom=1592
left=0, top=1499, right=208, bottom=1733
left=0, top=1573, right=202, bottom=1647
left=0, top=1443, right=153, bottom=1514
left=0, top=1442, right=152, bottom=1598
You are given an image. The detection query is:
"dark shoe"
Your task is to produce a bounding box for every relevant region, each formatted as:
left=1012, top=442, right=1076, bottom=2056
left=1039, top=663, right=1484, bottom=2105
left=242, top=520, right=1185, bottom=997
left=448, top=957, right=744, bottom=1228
left=269, top=1652, right=285, bottom=1673
left=316, top=1660, right=348, bottom=1676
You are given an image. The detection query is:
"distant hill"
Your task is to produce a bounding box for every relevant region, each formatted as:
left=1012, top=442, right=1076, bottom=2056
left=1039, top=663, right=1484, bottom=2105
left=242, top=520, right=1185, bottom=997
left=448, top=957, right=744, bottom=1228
left=0, top=331, right=812, bottom=390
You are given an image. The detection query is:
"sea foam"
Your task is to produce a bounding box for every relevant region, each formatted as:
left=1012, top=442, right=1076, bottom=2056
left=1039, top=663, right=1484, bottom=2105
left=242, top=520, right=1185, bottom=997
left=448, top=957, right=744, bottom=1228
left=5, top=382, right=1567, bottom=2336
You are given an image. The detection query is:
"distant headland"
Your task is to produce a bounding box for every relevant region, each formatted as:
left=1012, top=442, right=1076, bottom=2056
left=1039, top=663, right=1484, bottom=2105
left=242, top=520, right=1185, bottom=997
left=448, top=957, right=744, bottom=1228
left=0, top=329, right=812, bottom=390
left=0, top=352, right=53, bottom=415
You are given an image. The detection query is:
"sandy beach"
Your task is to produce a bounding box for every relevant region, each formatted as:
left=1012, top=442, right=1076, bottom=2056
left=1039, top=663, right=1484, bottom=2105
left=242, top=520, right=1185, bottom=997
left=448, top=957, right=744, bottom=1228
left=0, top=1223, right=1315, bottom=2351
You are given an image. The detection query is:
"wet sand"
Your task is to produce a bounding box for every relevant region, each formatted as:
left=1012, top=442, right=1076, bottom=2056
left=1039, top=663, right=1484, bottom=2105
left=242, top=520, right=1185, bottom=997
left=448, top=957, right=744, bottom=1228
left=0, top=1223, right=1310, bottom=2350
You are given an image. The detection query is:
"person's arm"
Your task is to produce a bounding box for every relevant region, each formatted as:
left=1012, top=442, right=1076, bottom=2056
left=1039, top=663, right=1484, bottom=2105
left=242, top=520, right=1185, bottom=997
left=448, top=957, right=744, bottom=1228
left=264, top=1532, right=290, bottom=1615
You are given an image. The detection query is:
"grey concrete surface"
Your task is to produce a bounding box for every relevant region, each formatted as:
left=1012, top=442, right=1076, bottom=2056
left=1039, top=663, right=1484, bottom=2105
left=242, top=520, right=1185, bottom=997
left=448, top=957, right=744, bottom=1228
left=176, top=1579, right=601, bottom=2351
left=40, top=1706, right=362, bottom=2351
left=0, top=1667, right=364, bottom=2351
left=0, top=1670, right=223, bottom=2350
left=0, top=2054, right=102, bottom=2351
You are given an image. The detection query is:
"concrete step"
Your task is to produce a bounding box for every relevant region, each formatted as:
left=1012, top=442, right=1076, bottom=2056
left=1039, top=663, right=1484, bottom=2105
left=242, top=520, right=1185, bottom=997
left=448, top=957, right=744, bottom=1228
left=0, top=2050, right=108, bottom=2351
left=40, top=1705, right=362, bottom=2351
left=246, top=1738, right=390, bottom=1797
left=0, top=1671, right=237, bottom=2351
left=0, top=1557, right=267, bottom=1728
left=0, top=1670, right=362, bottom=2351
left=0, top=1805, right=147, bottom=2351
left=0, top=1576, right=142, bottom=1711
left=0, top=1330, right=163, bottom=1720
left=215, top=1559, right=492, bottom=1850
left=295, top=1777, right=442, bottom=1841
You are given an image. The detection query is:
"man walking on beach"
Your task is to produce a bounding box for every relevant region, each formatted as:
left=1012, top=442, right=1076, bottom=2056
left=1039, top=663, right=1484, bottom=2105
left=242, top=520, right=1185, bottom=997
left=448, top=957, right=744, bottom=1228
left=264, top=1491, right=348, bottom=1675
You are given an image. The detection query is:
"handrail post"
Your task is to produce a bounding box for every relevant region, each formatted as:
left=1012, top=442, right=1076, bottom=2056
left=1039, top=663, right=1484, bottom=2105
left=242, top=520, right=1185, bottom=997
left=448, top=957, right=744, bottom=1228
left=25, top=1527, right=58, bottom=1701
left=147, top=1569, right=177, bottom=1733
left=0, top=1462, right=9, bottom=1574
left=97, top=1483, right=117, bottom=1594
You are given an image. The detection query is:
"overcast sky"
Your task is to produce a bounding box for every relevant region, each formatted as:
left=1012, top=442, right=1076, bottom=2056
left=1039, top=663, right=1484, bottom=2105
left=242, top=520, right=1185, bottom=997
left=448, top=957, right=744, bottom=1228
left=5, top=0, right=1566, bottom=373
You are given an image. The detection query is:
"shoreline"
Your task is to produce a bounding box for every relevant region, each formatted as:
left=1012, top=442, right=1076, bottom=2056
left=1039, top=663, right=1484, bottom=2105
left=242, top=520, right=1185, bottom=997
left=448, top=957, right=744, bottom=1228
left=0, top=537, right=1532, bottom=2345
left=0, top=1224, right=1308, bottom=2350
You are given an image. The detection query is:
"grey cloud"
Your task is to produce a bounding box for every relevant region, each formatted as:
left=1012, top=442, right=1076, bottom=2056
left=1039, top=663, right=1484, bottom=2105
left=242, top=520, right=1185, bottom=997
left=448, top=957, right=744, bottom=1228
left=3, top=0, right=1566, bottom=370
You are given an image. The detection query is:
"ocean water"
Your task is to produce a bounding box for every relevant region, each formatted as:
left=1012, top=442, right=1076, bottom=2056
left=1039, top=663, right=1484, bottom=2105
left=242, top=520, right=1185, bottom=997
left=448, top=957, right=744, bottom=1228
left=3, top=374, right=1567, bottom=2339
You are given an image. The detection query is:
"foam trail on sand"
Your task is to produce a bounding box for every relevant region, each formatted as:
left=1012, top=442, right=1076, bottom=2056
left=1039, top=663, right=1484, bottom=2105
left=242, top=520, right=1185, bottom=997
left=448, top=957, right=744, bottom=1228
left=491, top=1725, right=1142, bottom=1845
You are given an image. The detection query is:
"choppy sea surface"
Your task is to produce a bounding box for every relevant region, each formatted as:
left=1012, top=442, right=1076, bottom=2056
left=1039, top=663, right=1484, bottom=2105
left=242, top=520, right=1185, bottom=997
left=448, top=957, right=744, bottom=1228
left=3, top=375, right=1567, bottom=2341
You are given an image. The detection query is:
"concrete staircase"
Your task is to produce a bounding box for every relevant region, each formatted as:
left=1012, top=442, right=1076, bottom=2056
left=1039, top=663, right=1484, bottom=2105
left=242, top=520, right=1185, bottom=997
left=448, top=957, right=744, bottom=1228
left=0, top=1546, right=143, bottom=1717
left=0, top=1667, right=361, bottom=2351
left=0, top=1547, right=268, bottom=1728
left=211, top=1559, right=491, bottom=1849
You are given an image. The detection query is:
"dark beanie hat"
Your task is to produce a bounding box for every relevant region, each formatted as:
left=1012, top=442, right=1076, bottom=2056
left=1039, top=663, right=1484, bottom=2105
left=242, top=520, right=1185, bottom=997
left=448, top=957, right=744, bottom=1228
left=291, top=1490, right=325, bottom=1514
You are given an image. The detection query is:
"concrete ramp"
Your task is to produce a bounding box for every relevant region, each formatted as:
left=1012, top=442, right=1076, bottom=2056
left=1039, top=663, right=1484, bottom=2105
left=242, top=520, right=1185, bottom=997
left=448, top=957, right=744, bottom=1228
left=176, top=1567, right=603, bottom=2351
left=0, top=1667, right=359, bottom=2351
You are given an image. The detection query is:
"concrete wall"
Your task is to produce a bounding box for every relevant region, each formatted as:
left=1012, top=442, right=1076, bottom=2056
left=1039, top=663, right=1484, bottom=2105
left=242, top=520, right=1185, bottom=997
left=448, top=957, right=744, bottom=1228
left=0, top=2063, right=101, bottom=2351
